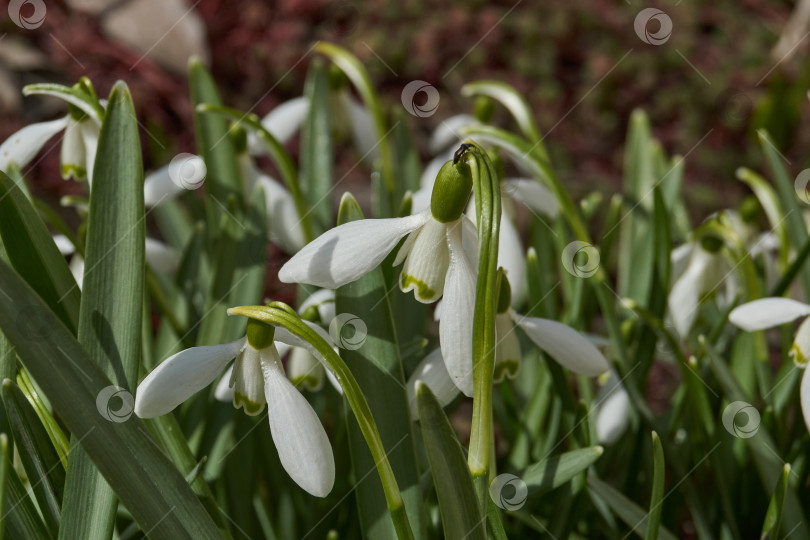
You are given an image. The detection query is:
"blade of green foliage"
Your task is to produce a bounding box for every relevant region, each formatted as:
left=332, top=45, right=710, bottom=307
left=758, top=129, right=810, bottom=296
left=58, top=82, right=145, bottom=540
left=0, top=433, right=8, bottom=540
left=6, top=458, right=51, bottom=540
left=0, top=172, right=80, bottom=332
left=0, top=259, right=221, bottom=539
left=335, top=193, right=422, bottom=539
left=301, top=58, right=334, bottom=234
left=645, top=432, right=665, bottom=540
left=617, top=110, right=656, bottom=306
left=1, top=380, right=63, bottom=535
left=761, top=463, right=790, bottom=539
left=522, top=446, right=603, bottom=496
left=416, top=383, right=485, bottom=540
left=587, top=476, right=677, bottom=540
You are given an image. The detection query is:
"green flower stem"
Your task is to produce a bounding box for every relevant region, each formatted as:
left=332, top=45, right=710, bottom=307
left=463, top=143, right=502, bottom=510
left=196, top=104, right=315, bottom=244
left=227, top=303, right=415, bottom=540
left=315, top=42, right=396, bottom=196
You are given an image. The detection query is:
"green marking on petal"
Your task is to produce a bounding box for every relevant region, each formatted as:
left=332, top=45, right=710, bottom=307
left=400, top=272, right=436, bottom=301
left=493, top=360, right=519, bottom=383
left=291, top=375, right=322, bottom=391
left=234, top=392, right=265, bottom=416
left=61, top=164, right=86, bottom=180
left=790, top=344, right=808, bottom=368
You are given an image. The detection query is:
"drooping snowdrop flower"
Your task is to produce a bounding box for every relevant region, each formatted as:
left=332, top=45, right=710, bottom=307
left=594, top=371, right=631, bottom=445
left=0, top=83, right=103, bottom=183
left=135, top=317, right=336, bottom=497
left=729, top=297, right=810, bottom=431
left=414, top=119, right=559, bottom=307
left=54, top=235, right=179, bottom=289
left=280, top=157, right=478, bottom=395
left=407, top=277, right=610, bottom=418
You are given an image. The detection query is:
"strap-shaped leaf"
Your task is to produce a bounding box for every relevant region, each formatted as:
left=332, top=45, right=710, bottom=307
left=0, top=258, right=221, bottom=539
left=300, top=59, right=334, bottom=234
left=416, top=382, right=485, bottom=540
left=587, top=476, right=678, bottom=540
left=521, top=446, right=603, bottom=496
left=645, top=432, right=665, bottom=540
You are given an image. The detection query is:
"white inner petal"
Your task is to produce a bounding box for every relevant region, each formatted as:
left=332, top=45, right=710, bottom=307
left=494, top=313, right=521, bottom=381
left=233, top=345, right=269, bottom=415
left=60, top=118, right=87, bottom=180
left=406, top=348, right=461, bottom=420
left=400, top=217, right=451, bottom=303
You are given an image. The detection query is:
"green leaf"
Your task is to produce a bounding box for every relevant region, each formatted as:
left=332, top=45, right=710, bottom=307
left=0, top=171, right=80, bottom=333
left=758, top=129, right=810, bottom=296
left=521, top=446, right=603, bottom=496
left=0, top=433, right=9, bottom=540
left=645, top=432, right=665, bottom=540
left=300, top=58, right=334, bottom=234
left=335, top=193, right=422, bottom=539
left=587, top=476, right=678, bottom=540
left=1, top=380, right=63, bottom=535
left=58, top=81, right=145, bottom=540
left=188, top=58, right=242, bottom=205
left=5, top=459, right=52, bottom=540
left=0, top=259, right=221, bottom=539
left=761, top=463, right=790, bottom=539
left=416, top=382, right=485, bottom=540
left=23, top=82, right=104, bottom=123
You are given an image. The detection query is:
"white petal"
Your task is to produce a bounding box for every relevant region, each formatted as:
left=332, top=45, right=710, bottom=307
left=214, top=365, right=235, bottom=402
left=439, top=221, right=477, bottom=396
left=407, top=348, right=461, bottom=420
left=511, top=310, right=609, bottom=376
left=298, top=289, right=336, bottom=326
left=494, top=313, right=521, bottom=382
left=279, top=211, right=430, bottom=288
left=60, top=118, right=87, bottom=180
left=400, top=218, right=451, bottom=303
left=801, top=366, right=810, bottom=433
left=144, top=164, right=184, bottom=207
left=669, top=243, right=694, bottom=283
left=791, top=317, right=810, bottom=366
left=145, top=238, right=180, bottom=273
left=135, top=338, right=245, bottom=418
left=667, top=247, right=714, bottom=337
left=254, top=174, right=306, bottom=254
left=287, top=347, right=325, bottom=392
left=275, top=321, right=333, bottom=370
left=410, top=186, right=432, bottom=215
left=461, top=215, right=479, bottom=267
left=595, top=372, right=630, bottom=444
left=53, top=234, right=75, bottom=256
left=69, top=255, right=85, bottom=289
left=503, top=178, right=559, bottom=218
left=255, top=96, right=310, bottom=150
left=497, top=213, right=526, bottom=308
left=81, top=122, right=99, bottom=185
left=344, top=95, right=378, bottom=163
left=428, top=114, right=477, bottom=154
left=0, top=117, right=67, bottom=171
left=233, top=345, right=267, bottom=415
left=262, top=351, right=335, bottom=497
left=729, top=298, right=810, bottom=332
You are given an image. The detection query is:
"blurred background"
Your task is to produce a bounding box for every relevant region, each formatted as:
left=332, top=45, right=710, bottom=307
left=2, top=0, right=810, bottom=222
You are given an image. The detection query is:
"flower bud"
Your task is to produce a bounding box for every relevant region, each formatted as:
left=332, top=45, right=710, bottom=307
left=430, top=159, right=473, bottom=223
